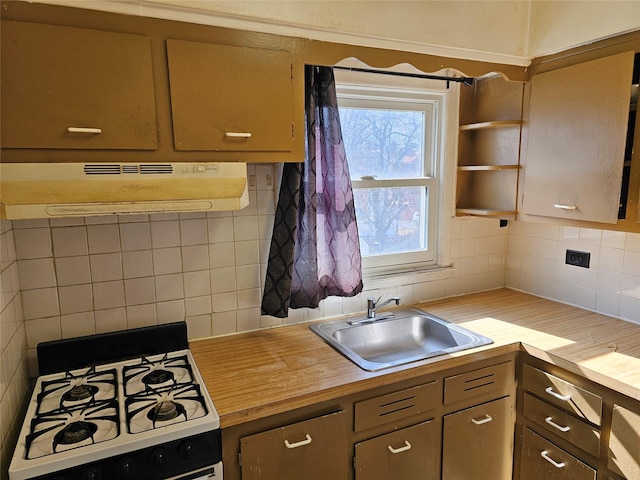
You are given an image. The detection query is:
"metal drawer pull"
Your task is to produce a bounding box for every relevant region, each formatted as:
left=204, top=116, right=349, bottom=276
left=545, top=386, right=571, bottom=401
left=545, top=416, right=571, bottom=432
left=388, top=441, right=412, bottom=454
left=541, top=450, right=565, bottom=468
left=471, top=414, right=493, bottom=425
left=284, top=434, right=312, bottom=449
left=225, top=132, right=252, bottom=138
left=553, top=204, right=577, bottom=210
left=67, top=127, right=102, bottom=134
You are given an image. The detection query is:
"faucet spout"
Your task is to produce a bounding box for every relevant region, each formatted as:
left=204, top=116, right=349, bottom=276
left=367, top=296, right=400, bottom=318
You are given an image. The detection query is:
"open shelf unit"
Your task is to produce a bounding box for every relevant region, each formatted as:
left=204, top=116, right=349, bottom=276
left=456, top=75, right=525, bottom=218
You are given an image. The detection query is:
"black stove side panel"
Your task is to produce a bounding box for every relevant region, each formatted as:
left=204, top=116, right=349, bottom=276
left=37, top=322, right=189, bottom=374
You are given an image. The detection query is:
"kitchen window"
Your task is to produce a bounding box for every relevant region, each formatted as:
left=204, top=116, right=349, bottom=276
left=335, top=70, right=456, bottom=278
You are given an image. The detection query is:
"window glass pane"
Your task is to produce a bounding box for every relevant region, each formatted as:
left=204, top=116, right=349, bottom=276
left=340, top=107, right=425, bottom=179
left=354, top=187, right=428, bottom=256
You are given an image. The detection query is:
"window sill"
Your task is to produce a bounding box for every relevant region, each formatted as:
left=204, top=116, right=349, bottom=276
left=363, top=265, right=455, bottom=290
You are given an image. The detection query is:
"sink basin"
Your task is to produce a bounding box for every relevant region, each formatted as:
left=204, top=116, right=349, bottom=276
left=309, top=309, right=493, bottom=371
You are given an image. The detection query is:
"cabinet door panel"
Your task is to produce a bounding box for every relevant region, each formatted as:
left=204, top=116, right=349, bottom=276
left=240, top=411, right=347, bottom=480
left=1, top=21, right=158, bottom=150
left=442, top=396, right=514, bottom=480
left=519, top=427, right=596, bottom=480
left=167, top=39, right=293, bottom=152
left=522, top=52, right=634, bottom=223
left=355, top=419, right=440, bottom=480
left=608, top=404, right=640, bottom=479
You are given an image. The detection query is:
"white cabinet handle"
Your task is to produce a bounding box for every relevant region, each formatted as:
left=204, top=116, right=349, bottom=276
left=387, top=441, right=412, bottom=454
left=545, top=386, right=571, bottom=401
left=540, top=450, right=565, bottom=468
left=553, top=204, right=577, bottom=210
left=67, top=127, right=102, bottom=134
left=545, top=416, right=571, bottom=433
left=284, top=434, right=312, bottom=449
left=225, top=132, right=252, bottom=138
left=471, top=414, right=493, bottom=425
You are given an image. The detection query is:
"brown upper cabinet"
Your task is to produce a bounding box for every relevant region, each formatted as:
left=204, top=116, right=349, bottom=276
left=0, top=21, right=158, bottom=151
left=520, top=52, right=636, bottom=225
left=166, top=39, right=295, bottom=154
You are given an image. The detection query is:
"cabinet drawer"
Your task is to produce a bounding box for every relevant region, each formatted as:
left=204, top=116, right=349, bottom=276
left=522, top=365, right=602, bottom=426
left=444, top=360, right=513, bottom=405
left=442, top=396, right=514, bottom=480
left=354, top=419, right=440, bottom=480
left=523, top=393, right=600, bottom=457
left=608, top=403, right=640, bottom=479
left=519, top=427, right=596, bottom=480
left=240, top=411, right=347, bottom=480
left=354, top=381, right=439, bottom=432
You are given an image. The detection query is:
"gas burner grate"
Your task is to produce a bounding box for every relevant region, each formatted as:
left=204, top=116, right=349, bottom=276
left=25, top=399, right=120, bottom=460
left=122, top=353, right=195, bottom=396
left=125, top=383, right=208, bottom=434
left=36, top=366, right=117, bottom=415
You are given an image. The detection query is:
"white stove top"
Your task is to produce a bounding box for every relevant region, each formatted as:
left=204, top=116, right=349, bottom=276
left=9, top=349, right=219, bottom=480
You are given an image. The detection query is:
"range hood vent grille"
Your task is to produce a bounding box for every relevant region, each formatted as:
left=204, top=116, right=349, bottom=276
left=84, top=164, right=174, bottom=175
left=1, top=162, right=249, bottom=219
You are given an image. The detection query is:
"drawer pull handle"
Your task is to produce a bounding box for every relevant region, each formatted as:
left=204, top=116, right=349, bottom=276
left=284, top=434, right=312, bottom=449
left=553, top=204, right=577, bottom=210
left=388, top=441, right=412, bottom=454
left=471, top=414, right=493, bottom=425
left=541, top=450, right=565, bottom=469
left=545, top=416, right=571, bottom=433
left=545, top=386, right=571, bottom=401
left=225, top=132, right=252, bottom=138
left=67, top=127, right=102, bottom=134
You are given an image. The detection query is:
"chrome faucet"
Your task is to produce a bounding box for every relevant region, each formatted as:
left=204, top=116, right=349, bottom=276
left=367, top=296, right=400, bottom=318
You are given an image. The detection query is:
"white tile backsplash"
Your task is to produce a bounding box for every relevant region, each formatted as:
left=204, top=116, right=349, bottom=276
left=507, top=221, right=640, bottom=324
left=11, top=170, right=640, bottom=396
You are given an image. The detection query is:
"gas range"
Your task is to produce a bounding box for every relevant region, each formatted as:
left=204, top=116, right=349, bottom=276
left=9, top=323, right=222, bottom=480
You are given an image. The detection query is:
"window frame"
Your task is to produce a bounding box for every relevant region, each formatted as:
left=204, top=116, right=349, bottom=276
left=335, top=69, right=458, bottom=279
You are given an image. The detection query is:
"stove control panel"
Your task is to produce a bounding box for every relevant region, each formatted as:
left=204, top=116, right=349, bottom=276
left=31, top=430, right=221, bottom=480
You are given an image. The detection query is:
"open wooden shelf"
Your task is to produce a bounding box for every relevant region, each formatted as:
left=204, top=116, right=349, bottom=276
left=459, top=120, right=523, bottom=131
left=457, top=164, right=520, bottom=171
left=456, top=208, right=517, bottom=217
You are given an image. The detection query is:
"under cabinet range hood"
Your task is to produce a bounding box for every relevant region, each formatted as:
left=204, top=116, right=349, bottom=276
left=0, top=162, right=249, bottom=219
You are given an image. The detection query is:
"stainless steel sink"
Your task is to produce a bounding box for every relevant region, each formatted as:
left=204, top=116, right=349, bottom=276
left=309, top=309, right=493, bottom=371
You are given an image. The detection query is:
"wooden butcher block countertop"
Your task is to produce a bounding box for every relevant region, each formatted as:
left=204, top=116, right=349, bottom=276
left=190, top=288, right=640, bottom=428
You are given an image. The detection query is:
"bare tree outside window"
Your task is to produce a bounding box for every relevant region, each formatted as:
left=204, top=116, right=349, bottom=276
left=339, top=107, right=429, bottom=257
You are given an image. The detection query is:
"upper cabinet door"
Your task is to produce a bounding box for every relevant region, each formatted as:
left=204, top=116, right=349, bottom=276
left=166, top=39, right=294, bottom=152
left=1, top=21, right=158, bottom=150
left=522, top=52, right=635, bottom=224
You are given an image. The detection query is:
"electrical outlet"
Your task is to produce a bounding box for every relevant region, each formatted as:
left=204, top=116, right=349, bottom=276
left=566, top=249, right=590, bottom=268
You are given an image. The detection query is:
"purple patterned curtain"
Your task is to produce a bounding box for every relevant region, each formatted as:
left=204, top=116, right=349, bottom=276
left=261, top=65, right=363, bottom=318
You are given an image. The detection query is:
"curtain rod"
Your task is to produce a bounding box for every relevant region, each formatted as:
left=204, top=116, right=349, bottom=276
left=333, top=65, right=474, bottom=87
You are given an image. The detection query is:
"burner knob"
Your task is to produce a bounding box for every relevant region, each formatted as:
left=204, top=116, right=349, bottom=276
left=83, top=467, right=102, bottom=480
left=179, top=440, right=195, bottom=460
left=116, top=457, right=136, bottom=479
left=151, top=448, right=168, bottom=468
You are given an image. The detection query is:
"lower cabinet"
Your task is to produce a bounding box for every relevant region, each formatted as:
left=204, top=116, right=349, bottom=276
left=354, top=419, right=439, bottom=480
left=519, top=427, right=596, bottom=480
left=239, top=411, right=348, bottom=480
left=442, top=396, right=515, bottom=480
